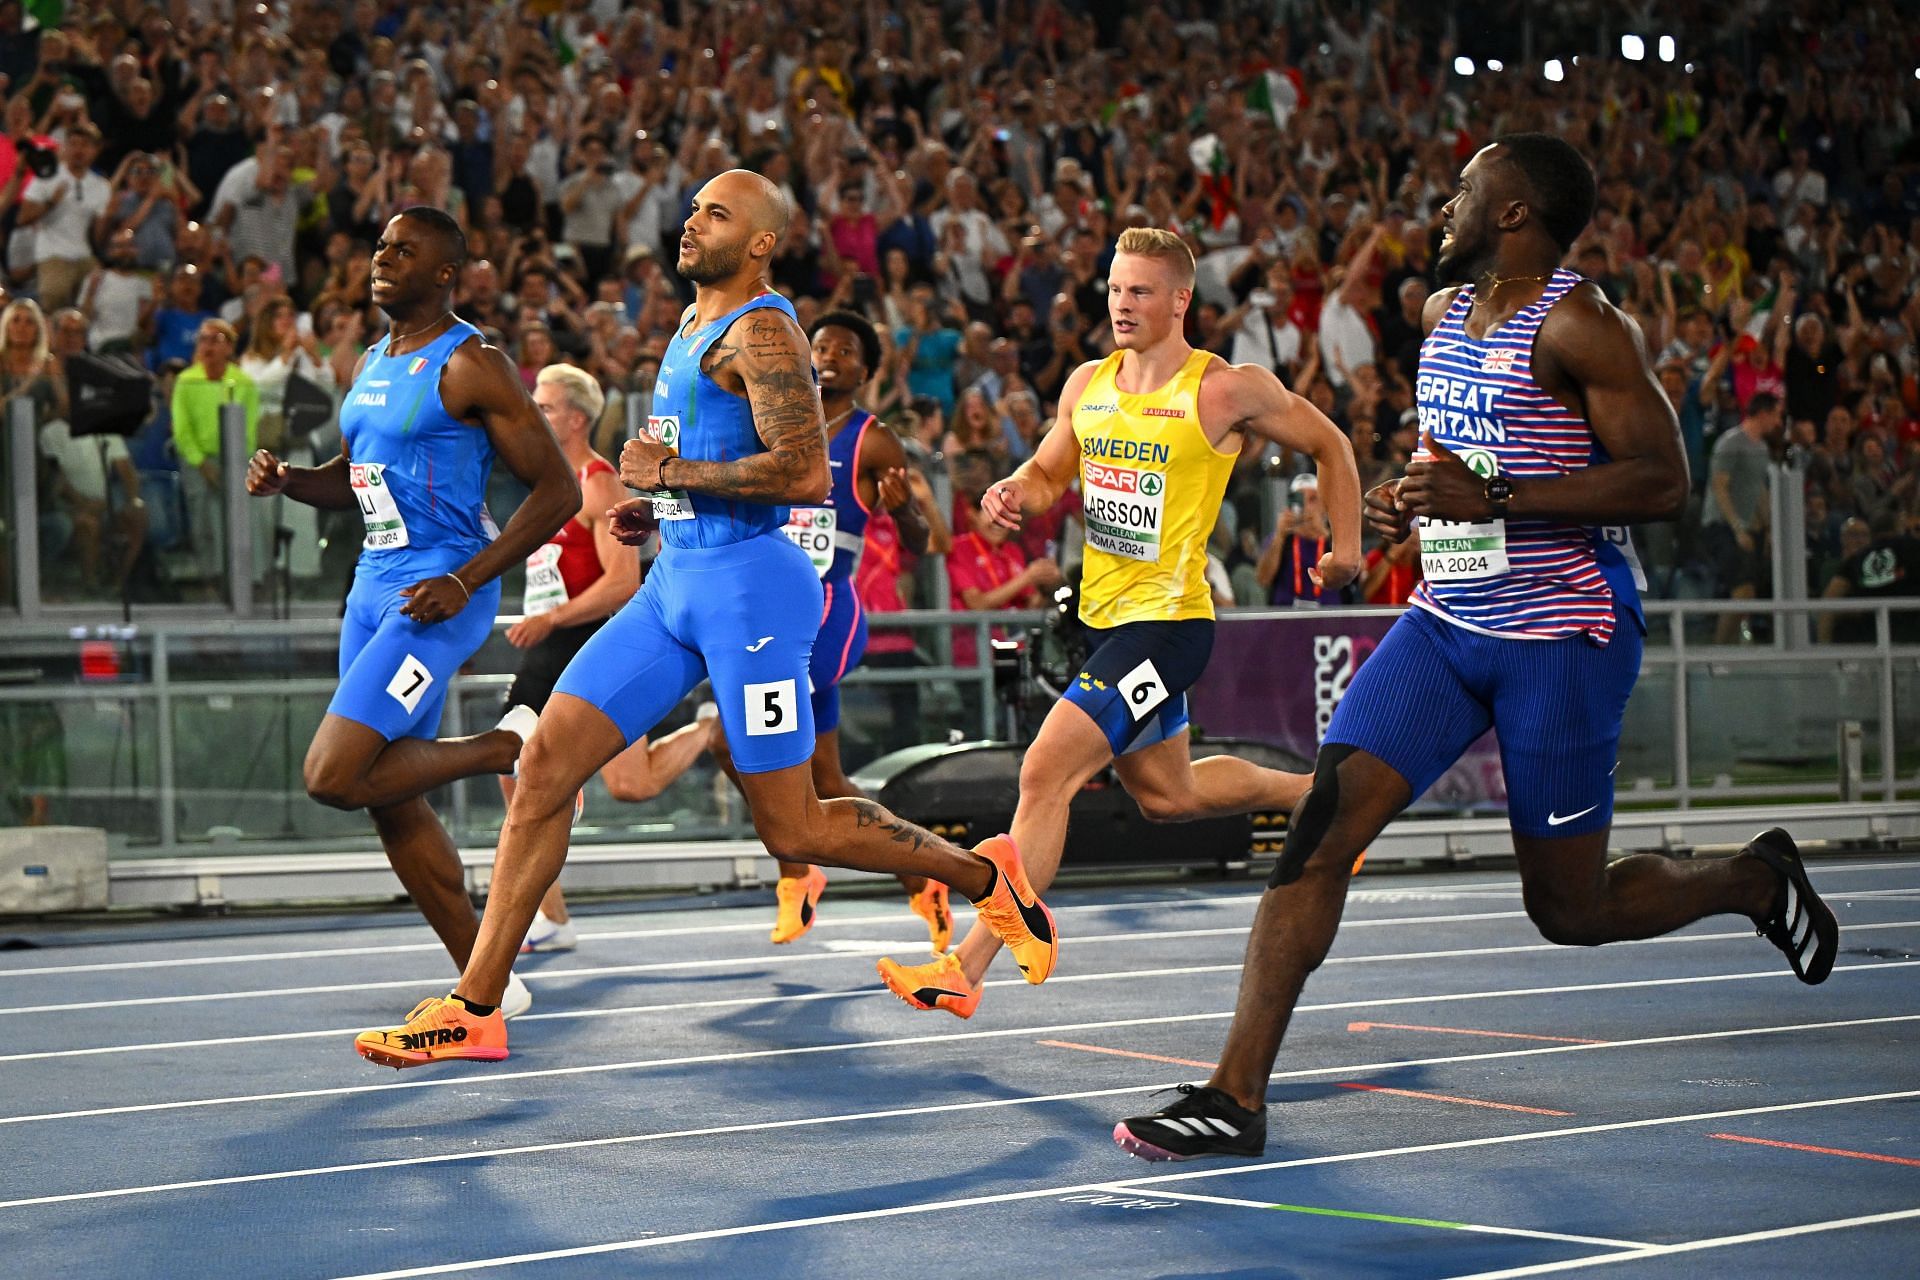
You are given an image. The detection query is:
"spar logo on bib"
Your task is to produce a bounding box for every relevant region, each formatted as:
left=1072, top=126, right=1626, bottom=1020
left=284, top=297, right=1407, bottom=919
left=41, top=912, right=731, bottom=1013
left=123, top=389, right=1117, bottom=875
left=1083, top=459, right=1165, bottom=562
left=1461, top=449, right=1498, bottom=479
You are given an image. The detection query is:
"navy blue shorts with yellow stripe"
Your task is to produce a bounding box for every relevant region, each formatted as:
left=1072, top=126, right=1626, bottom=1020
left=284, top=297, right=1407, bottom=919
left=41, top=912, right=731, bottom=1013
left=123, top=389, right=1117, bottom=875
left=1063, top=618, right=1214, bottom=756
left=1323, top=601, right=1643, bottom=838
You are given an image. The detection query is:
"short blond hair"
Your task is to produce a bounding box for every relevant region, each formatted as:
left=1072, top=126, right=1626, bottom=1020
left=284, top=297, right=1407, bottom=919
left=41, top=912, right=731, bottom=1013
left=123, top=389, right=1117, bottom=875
left=1114, top=227, right=1196, bottom=288
left=535, top=362, right=605, bottom=423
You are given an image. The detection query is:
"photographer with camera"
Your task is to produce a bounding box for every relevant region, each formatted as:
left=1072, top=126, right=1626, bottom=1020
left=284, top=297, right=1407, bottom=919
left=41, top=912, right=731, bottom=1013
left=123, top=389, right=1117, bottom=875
left=557, top=135, right=621, bottom=285
left=17, top=122, right=108, bottom=312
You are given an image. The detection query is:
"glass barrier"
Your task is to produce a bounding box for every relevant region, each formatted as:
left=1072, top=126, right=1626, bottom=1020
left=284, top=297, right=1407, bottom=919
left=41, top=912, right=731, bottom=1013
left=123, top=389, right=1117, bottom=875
left=1, top=602, right=1914, bottom=855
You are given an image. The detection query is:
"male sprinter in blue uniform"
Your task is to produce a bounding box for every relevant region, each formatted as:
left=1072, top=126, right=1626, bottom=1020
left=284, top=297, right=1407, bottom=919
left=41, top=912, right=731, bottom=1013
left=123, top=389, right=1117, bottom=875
left=1114, top=135, right=1840, bottom=1160
left=247, top=208, right=579, bottom=1017
left=353, top=171, right=1057, bottom=1068
left=724, top=309, right=954, bottom=949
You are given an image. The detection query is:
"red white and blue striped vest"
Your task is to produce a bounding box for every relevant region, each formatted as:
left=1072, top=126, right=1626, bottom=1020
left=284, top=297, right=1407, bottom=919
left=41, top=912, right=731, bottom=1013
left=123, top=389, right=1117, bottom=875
left=1409, top=268, right=1644, bottom=644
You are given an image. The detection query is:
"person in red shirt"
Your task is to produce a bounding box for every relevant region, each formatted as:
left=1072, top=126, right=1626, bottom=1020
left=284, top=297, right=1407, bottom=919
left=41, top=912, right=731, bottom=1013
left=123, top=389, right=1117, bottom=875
left=1361, top=525, right=1421, bottom=604
left=947, top=500, right=1063, bottom=665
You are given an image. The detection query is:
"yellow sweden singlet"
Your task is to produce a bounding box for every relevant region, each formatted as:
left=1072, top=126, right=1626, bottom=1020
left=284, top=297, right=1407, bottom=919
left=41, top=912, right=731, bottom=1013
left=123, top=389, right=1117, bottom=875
left=1071, top=348, right=1236, bottom=628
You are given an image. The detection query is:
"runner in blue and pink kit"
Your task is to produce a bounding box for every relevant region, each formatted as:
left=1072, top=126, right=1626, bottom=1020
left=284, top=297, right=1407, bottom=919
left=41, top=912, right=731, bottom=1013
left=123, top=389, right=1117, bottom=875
left=1115, top=134, right=1840, bottom=1162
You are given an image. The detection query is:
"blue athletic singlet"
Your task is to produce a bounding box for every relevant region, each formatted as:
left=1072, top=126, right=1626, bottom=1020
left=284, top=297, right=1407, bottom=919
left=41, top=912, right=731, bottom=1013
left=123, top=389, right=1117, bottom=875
left=340, top=318, right=499, bottom=582
left=647, top=292, right=801, bottom=548
left=328, top=318, right=502, bottom=742
left=781, top=408, right=876, bottom=733
left=557, top=293, right=824, bottom=773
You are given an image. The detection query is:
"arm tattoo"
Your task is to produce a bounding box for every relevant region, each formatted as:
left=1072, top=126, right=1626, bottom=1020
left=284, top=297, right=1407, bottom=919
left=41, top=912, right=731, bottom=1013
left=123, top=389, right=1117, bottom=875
left=848, top=798, right=936, bottom=853
left=673, top=313, right=827, bottom=503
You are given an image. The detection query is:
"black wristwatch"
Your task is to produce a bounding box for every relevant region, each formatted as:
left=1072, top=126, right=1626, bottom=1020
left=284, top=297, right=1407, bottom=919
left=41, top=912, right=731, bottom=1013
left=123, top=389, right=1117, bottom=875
left=1484, top=475, right=1514, bottom=519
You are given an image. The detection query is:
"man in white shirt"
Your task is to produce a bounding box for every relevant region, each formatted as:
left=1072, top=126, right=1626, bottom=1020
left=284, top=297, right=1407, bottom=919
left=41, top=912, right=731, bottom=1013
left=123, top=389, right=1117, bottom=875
left=1226, top=272, right=1302, bottom=376
left=19, top=124, right=110, bottom=312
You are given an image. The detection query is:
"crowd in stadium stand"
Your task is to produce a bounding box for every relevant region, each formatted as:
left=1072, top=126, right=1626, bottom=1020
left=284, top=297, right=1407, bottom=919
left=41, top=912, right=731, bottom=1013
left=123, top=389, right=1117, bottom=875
left=1, top=0, right=1916, bottom=635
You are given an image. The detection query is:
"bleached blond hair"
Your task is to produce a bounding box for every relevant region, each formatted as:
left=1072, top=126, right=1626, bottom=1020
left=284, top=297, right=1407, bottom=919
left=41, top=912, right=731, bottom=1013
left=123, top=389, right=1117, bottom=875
left=1114, top=227, right=1196, bottom=288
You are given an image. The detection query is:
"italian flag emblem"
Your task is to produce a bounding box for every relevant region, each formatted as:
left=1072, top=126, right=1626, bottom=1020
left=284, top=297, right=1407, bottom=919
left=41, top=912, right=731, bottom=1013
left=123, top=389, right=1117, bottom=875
left=408, top=357, right=429, bottom=376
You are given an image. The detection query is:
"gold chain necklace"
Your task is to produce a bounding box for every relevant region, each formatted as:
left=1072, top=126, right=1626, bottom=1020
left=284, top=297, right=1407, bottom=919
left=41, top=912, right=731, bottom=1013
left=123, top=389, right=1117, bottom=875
left=388, top=310, right=452, bottom=348
left=1478, top=271, right=1554, bottom=294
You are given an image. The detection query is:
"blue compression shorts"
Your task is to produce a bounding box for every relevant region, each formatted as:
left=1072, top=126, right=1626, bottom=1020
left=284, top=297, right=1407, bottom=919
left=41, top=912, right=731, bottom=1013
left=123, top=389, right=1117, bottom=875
left=1062, top=618, right=1214, bottom=756
left=554, top=534, right=823, bottom=774
left=1324, top=602, right=1643, bottom=838
left=809, top=574, right=869, bottom=735
left=327, top=569, right=502, bottom=741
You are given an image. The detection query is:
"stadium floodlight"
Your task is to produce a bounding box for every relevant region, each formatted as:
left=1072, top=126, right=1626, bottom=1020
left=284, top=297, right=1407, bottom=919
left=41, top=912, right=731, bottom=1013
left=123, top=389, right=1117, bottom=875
left=1487, top=59, right=1504, bottom=72
left=1659, top=36, right=1676, bottom=62
left=1685, top=62, right=1696, bottom=73
left=1545, top=59, right=1565, bottom=83
left=1621, top=35, right=1645, bottom=61
left=1454, top=55, right=1475, bottom=76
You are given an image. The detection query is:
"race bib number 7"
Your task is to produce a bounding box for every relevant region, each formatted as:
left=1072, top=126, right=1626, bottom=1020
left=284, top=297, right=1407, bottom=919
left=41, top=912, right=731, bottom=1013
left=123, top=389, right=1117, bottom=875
left=351, top=462, right=410, bottom=549
left=646, top=414, right=695, bottom=521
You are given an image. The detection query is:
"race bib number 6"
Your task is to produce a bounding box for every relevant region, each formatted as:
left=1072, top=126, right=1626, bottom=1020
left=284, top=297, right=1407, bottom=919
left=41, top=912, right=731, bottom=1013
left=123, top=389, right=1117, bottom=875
left=646, top=414, right=695, bottom=521
left=351, top=462, right=410, bottom=549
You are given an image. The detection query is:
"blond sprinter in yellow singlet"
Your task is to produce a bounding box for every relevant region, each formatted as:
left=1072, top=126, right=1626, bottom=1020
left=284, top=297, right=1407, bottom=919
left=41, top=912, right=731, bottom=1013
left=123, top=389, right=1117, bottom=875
left=878, top=228, right=1363, bottom=1019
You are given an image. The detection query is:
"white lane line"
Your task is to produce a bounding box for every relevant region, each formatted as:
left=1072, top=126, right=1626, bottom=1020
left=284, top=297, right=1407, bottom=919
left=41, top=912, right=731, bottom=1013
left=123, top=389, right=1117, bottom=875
left=1439, top=1206, right=1920, bottom=1279
left=1082, top=1186, right=1654, bottom=1249
left=2, top=960, right=1912, bottom=1128
left=4, top=1014, right=1910, bottom=1213
left=10, top=918, right=1920, bottom=1065
left=0, top=893, right=1269, bottom=978
left=316, top=1087, right=1920, bottom=1280
left=7, top=858, right=1913, bottom=978
left=0, top=909, right=1536, bottom=1016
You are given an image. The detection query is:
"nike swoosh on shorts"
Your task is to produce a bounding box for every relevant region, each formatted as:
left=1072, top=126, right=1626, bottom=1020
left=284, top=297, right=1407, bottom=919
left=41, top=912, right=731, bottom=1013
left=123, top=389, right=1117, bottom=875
left=1546, top=804, right=1600, bottom=827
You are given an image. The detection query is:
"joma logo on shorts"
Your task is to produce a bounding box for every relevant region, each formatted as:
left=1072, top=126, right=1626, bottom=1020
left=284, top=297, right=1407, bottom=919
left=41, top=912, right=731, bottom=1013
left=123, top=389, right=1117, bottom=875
left=399, top=1026, right=469, bottom=1051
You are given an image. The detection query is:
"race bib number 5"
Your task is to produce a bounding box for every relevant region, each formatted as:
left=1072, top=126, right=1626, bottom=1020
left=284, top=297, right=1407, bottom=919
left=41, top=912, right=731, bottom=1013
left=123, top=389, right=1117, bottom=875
left=782, top=507, right=837, bottom=577
left=351, top=462, right=409, bottom=549
left=1082, top=459, right=1166, bottom=562
left=646, top=414, right=695, bottom=521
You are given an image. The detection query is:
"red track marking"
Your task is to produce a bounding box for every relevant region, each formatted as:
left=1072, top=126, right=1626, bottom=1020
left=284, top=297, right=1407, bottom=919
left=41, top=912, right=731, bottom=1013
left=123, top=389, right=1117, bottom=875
left=1036, top=1040, right=1218, bottom=1070
left=1348, top=1020, right=1607, bottom=1045
left=1710, top=1132, right=1920, bottom=1168
left=1338, top=1082, right=1574, bottom=1116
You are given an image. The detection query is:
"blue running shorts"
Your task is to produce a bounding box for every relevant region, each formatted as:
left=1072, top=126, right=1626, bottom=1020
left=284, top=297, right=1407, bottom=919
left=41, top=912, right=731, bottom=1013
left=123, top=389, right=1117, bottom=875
left=809, top=575, right=869, bottom=735
left=554, top=535, right=823, bottom=774
left=1324, top=602, right=1644, bottom=838
left=327, top=569, right=502, bottom=741
left=1062, top=618, right=1214, bottom=756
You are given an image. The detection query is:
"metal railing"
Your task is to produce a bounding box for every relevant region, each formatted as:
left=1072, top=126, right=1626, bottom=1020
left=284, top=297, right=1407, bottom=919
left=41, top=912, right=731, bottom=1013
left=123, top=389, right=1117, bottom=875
left=1, top=598, right=1915, bottom=857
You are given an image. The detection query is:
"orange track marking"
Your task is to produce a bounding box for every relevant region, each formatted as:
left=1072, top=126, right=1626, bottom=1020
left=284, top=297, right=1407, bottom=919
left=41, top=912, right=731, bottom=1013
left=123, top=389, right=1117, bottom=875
left=1036, top=1039, right=1219, bottom=1070
left=1709, top=1133, right=1920, bottom=1167
left=1337, top=1081, right=1574, bottom=1116
left=1347, top=1020, right=1607, bottom=1045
